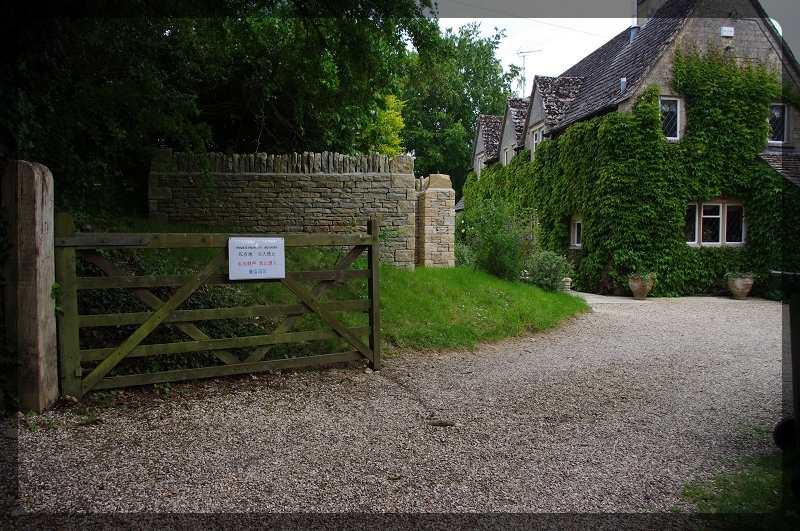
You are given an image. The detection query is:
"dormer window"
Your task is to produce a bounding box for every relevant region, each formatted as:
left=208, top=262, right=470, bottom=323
left=770, top=104, right=787, bottom=143
left=530, top=126, right=545, bottom=160
left=660, top=97, right=680, bottom=140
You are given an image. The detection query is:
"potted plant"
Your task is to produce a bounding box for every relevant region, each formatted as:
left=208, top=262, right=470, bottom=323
left=628, top=271, right=657, bottom=300
left=726, top=271, right=755, bottom=300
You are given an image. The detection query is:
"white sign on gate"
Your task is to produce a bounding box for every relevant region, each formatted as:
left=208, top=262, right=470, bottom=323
left=228, top=237, right=285, bottom=280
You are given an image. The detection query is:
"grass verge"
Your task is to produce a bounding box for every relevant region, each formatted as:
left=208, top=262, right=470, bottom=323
left=677, top=429, right=800, bottom=530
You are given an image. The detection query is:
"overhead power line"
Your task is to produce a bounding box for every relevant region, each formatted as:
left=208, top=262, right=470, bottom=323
left=439, top=0, right=615, bottom=39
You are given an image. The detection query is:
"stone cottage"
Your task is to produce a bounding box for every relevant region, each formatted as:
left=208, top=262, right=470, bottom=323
left=469, top=0, right=800, bottom=295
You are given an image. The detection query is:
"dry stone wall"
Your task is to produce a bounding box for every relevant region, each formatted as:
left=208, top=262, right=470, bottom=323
left=148, top=150, right=455, bottom=270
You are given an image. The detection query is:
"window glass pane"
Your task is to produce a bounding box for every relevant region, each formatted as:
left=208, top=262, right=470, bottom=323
left=684, top=204, right=697, bottom=242
left=575, top=221, right=582, bottom=245
left=770, top=104, right=786, bottom=142
left=702, top=204, right=721, bottom=243
left=726, top=205, right=744, bottom=243
left=661, top=99, right=678, bottom=138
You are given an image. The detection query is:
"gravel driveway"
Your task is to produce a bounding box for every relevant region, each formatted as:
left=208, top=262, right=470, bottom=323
left=4, top=294, right=788, bottom=529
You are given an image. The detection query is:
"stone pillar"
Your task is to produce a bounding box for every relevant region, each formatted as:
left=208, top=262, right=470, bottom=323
left=1, top=161, right=59, bottom=412
left=415, top=174, right=456, bottom=268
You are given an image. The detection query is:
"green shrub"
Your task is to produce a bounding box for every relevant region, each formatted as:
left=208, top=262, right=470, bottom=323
left=454, top=239, right=474, bottom=267
left=461, top=199, right=525, bottom=281
left=522, top=251, right=574, bottom=292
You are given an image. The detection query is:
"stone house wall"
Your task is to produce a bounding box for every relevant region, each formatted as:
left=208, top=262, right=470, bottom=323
left=621, top=0, right=800, bottom=146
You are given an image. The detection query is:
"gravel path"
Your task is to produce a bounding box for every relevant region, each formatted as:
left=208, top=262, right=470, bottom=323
left=4, top=294, right=787, bottom=528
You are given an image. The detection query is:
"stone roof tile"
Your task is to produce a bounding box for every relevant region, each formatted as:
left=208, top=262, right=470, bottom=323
left=507, top=97, right=530, bottom=144
left=535, top=76, right=584, bottom=128
left=552, top=0, right=696, bottom=133
left=760, top=152, right=800, bottom=187
left=479, top=114, right=503, bottom=159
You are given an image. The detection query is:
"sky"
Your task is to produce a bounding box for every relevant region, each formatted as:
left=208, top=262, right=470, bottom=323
left=433, top=0, right=800, bottom=99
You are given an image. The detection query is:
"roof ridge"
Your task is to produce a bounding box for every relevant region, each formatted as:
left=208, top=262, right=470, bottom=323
left=545, top=0, right=696, bottom=133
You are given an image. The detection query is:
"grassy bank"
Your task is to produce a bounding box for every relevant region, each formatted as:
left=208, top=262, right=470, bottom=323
left=380, top=264, right=588, bottom=352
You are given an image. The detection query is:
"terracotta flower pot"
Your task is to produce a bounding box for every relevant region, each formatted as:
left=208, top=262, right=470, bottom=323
left=728, top=276, right=754, bottom=300
left=628, top=277, right=654, bottom=300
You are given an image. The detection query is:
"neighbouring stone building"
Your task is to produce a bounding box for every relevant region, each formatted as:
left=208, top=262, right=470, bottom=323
left=470, top=114, right=502, bottom=178
left=497, top=97, right=530, bottom=164
left=524, top=0, right=799, bottom=169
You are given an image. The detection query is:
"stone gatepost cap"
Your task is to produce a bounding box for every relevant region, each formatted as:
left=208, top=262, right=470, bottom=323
left=427, top=174, right=452, bottom=189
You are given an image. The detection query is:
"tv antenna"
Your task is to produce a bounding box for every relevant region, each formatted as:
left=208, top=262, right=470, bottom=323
left=516, top=48, right=542, bottom=97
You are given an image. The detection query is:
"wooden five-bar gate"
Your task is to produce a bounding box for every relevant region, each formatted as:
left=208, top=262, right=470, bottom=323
left=54, top=212, right=381, bottom=399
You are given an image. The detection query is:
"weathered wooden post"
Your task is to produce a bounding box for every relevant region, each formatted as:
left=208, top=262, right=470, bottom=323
left=368, top=217, right=381, bottom=371
left=1, top=161, right=59, bottom=412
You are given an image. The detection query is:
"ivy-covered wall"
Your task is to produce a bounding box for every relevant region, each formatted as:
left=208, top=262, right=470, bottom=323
left=464, top=48, right=800, bottom=298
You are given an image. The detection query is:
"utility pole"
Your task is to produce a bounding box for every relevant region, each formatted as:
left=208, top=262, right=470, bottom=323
left=516, top=49, right=542, bottom=97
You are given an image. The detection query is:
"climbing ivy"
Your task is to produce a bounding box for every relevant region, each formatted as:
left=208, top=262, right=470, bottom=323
left=464, top=47, right=800, bottom=298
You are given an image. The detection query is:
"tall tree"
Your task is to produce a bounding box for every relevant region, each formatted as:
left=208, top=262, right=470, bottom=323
left=401, top=21, right=518, bottom=199
left=0, top=0, right=435, bottom=213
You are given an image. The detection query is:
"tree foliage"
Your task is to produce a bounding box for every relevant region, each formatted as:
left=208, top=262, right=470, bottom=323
left=1, top=0, right=453, bottom=213
left=401, top=22, right=519, bottom=198
left=1, top=1, right=517, bottom=215
left=365, top=95, right=407, bottom=157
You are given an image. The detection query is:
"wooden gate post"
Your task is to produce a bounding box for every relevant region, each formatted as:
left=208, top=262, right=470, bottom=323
left=1, top=161, right=59, bottom=412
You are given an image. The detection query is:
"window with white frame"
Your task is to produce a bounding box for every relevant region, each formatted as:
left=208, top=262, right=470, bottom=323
left=503, top=148, right=509, bottom=165
left=660, top=97, right=680, bottom=140
left=684, top=201, right=745, bottom=246
left=684, top=204, right=697, bottom=243
left=769, top=103, right=787, bottom=143
left=475, top=154, right=484, bottom=177
left=570, top=217, right=582, bottom=248
left=530, top=126, right=545, bottom=160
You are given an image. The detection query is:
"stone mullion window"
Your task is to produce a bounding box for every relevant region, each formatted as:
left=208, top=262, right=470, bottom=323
left=684, top=203, right=698, bottom=244
left=685, top=200, right=745, bottom=247
left=769, top=103, right=787, bottom=143
left=701, top=203, right=722, bottom=244
left=660, top=97, right=680, bottom=140
left=570, top=216, right=582, bottom=249
left=725, top=204, right=744, bottom=244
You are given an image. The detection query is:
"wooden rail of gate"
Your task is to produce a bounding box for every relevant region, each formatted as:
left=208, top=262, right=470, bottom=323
left=54, top=212, right=380, bottom=399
